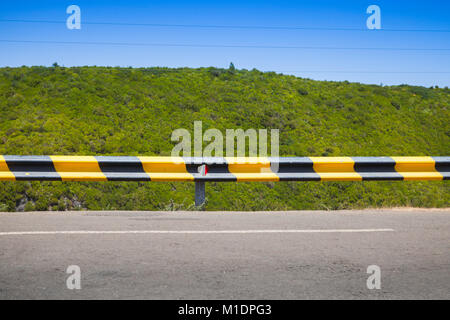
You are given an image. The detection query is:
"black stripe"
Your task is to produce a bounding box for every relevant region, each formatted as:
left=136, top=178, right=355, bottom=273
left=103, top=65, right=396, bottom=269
left=95, top=156, right=150, bottom=181
left=3, top=155, right=61, bottom=181
left=270, top=157, right=321, bottom=181
left=353, top=157, right=404, bottom=181
left=433, top=156, right=450, bottom=180
left=184, top=157, right=237, bottom=182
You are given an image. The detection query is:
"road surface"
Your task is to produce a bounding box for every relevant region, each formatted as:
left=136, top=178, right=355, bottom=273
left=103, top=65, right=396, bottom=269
left=0, top=209, right=449, bottom=299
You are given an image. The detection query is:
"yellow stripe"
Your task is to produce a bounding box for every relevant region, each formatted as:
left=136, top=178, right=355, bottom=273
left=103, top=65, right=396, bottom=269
left=225, top=157, right=279, bottom=182
left=50, top=156, right=107, bottom=181
left=310, top=157, right=362, bottom=181
left=392, top=156, right=443, bottom=181
left=139, top=156, right=193, bottom=181
left=0, top=156, right=15, bottom=181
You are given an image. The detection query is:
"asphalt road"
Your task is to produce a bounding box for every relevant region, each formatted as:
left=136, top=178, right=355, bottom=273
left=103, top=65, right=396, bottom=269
left=0, top=209, right=449, bottom=300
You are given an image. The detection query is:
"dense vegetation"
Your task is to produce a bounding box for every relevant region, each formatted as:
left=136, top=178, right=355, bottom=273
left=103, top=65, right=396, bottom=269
left=0, top=65, right=448, bottom=211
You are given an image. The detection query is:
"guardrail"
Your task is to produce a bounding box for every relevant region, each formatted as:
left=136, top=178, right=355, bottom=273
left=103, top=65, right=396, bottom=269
left=1, top=156, right=448, bottom=206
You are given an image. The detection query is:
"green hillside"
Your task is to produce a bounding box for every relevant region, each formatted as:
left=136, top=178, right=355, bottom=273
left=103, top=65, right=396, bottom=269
left=0, top=65, right=448, bottom=211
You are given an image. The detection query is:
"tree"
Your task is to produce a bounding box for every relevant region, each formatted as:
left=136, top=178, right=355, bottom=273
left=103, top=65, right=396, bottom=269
left=229, top=62, right=236, bottom=74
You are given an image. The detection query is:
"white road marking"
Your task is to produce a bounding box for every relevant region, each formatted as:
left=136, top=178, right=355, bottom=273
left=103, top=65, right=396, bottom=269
left=0, top=229, right=394, bottom=236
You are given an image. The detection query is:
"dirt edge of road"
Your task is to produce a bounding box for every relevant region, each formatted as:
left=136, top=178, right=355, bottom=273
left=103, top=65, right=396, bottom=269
left=0, top=207, right=449, bottom=215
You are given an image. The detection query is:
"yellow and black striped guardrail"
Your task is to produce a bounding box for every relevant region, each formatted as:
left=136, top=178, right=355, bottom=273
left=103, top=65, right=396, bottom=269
left=0, top=156, right=448, bottom=181
left=1, top=156, right=448, bottom=205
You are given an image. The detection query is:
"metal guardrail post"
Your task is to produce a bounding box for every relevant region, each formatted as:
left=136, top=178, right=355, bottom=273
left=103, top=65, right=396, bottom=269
left=195, top=181, right=205, bottom=207
left=195, top=164, right=207, bottom=207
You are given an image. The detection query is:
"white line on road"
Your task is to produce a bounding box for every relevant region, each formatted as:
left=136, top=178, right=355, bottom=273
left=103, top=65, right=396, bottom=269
left=0, top=229, right=395, bottom=236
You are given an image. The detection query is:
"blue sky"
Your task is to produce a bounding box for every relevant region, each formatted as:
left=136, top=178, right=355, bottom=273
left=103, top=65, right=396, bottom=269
left=0, top=0, right=449, bottom=86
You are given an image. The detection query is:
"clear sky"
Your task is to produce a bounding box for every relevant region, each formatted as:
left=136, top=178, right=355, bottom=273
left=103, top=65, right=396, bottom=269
left=0, top=0, right=449, bottom=87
